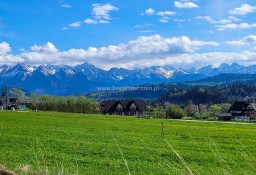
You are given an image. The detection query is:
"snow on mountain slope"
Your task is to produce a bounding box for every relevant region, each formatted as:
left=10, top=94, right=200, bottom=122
left=0, top=62, right=256, bottom=95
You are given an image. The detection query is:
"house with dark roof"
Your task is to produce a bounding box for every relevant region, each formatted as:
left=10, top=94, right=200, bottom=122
left=101, top=100, right=145, bottom=116
left=0, top=92, right=19, bottom=110
left=218, top=101, right=255, bottom=121
left=228, top=101, right=255, bottom=119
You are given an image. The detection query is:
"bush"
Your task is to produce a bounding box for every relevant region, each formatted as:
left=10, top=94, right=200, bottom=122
left=166, top=105, right=186, bottom=119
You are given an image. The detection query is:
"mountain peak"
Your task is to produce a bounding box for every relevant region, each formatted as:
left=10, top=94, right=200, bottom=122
left=1, top=62, right=256, bottom=95
left=12, top=62, right=33, bottom=72
left=162, top=65, right=175, bottom=71
left=0, top=64, right=10, bottom=74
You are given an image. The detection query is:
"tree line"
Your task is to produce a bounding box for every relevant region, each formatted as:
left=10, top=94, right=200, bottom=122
left=147, top=101, right=232, bottom=120
left=157, top=83, right=256, bottom=105
left=28, top=94, right=99, bottom=113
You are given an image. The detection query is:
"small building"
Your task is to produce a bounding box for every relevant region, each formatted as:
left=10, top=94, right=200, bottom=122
left=228, top=101, right=255, bottom=120
left=217, top=101, right=255, bottom=121
left=101, top=100, right=145, bottom=116
left=217, top=113, right=232, bottom=121
left=0, top=92, right=19, bottom=110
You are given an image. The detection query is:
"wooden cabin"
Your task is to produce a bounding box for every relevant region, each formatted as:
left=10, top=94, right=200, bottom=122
left=228, top=101, right=255, bottom=120
left=101, top=100, right=145, bottom=116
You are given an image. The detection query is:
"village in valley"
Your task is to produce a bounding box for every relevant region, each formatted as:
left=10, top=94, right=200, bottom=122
left=1, top=82, right=256, bottom=123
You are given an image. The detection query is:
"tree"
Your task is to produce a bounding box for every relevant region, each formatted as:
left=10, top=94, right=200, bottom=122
left=153, top=106, right=165, bottom=118
left=198, top=104, right=206, bottom=114
left=219, top=103, right=231, bottom=113
left=9, top=88, right=26, bottom=104
left=186, top=100, right=196, bottom=117
left=30, top=94, right=40, bottom=110
left=166, top=104, right=186, bottom=119
left=145, top=106, right=151, bottom=117
left=208, top=104, right=222, bottom=118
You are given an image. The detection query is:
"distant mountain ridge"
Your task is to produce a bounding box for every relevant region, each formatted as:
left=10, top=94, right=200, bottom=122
left=1, top=62, right=256, bottom=95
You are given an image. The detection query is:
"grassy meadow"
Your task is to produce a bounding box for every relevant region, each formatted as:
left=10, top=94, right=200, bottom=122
left=0, top=111, right=256, bottom=174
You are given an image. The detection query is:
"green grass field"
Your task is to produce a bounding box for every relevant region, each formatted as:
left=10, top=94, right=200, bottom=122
left=0, top=111, right=256, bottom=175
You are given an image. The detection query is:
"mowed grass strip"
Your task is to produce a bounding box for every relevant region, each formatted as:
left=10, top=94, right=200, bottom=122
left=0, top=111, right=256, bottom=174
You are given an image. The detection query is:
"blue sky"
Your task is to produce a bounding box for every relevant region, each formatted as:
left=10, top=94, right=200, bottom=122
left=0, top=0, right=256, bottom=69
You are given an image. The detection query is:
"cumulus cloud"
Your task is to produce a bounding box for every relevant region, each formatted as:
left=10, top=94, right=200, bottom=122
left=165, top=51, right=256, bottom=68
left=84, top=19, right=98, bottom=24
left=229, top=4, right=256, bottom=16
left=91, top=3, right=118, bottom=21
left=0, top=54, right=24, bottom=65
left=226, top=35, right=256, bottom=46
left=157, top=11, right=176, bottom=16
left=69, top=21, right=81, bottom=28
left=196, top=16, right=240, bottom=25
left=0, top=42, right=11, bottom=55
left=159, top=17, right=170, bottom=23
left=2, top=38, right=256, bottom=69
left=217, top=23, right=256, bottom=31
left=144, top=9, right=176, bottom=23
left=31, top=42, right=58, bottom=53
left=157, top=11, right=176, bottom=23
left=84, top=3, right=118, bottom=25
left=174, top=1, right=199, bottom=9
left=145, top=8, right=155, bottom=15
left=0, top=35, right=221, bottom=69
left=0, top=42, right=25, bottom=64
left=63, top=3, right=118, bottom=28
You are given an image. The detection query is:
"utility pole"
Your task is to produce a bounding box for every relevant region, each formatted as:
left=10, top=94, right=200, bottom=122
left=5, top=83, right=8, bottom=110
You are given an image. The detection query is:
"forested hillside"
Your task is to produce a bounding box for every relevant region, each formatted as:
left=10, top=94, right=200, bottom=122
left=157, top=83, right=256, bottom=105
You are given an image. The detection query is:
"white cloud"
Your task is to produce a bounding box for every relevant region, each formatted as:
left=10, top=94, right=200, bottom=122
left=195, top=16, right=256, bottom=31
left=31, top=42, right=58, bottom=53
left=174, top=1, right=199, bottom=9
left=0, top=42, right=24, bottom=64
left=244, top=35, right=256, bottom=43
left=144, top=9, right=176, bottom=23
left=0, top=54, right=24, bottom=65
left=174, top=19, right=188, bottom=22
left=159, top=17, right=170, bottom=23
left=92, top=3, right=118, bottom=20
left=166, top=51, right=256, bottom=69
left=84, top=19, right=98, bottom=24
left=226, top=35, right=256, bottom=46
left=196, top=16, right=240, bottom=25
left=3, top=37, right=256, bottom=69
left=145, top=8, right=155, bottom=15
left=134, top=24, right=153, bottom=28
left=157, top=11, right=176, bottom=16
left=228, top=16, right=241, bottom=22
left=0, top=42, right=11, bottom=55
left=2, top=35, right=219, bottom=69
left=69, top=21, right=81, bottom=28
left=61, top=4, right=72, bottom=8
left=217, top=23, right=256, bottom=31
left=229, top=4, right=256, bottom=16
left=84, top=3, right=118, bottom=25
left=99, top=20, right=110, bottom=24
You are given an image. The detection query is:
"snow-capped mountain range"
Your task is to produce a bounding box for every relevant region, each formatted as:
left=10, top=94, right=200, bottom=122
left=1, top=62, right=256, bottom=95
